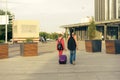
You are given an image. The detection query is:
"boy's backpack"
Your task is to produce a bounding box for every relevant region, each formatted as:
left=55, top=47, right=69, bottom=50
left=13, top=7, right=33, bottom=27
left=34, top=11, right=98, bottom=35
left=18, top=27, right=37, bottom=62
left=67, top=36, right=76, bottom=50
left=57, top=38, right=63, bottom=50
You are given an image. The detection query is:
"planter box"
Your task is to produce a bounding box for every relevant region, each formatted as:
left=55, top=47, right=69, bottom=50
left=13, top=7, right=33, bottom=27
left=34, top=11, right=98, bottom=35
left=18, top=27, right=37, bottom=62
left=85, top=40, right=102, bottom=52
left=20, top=42, right=38, bottom=56
left=0, top=44, right=8, bottom=59
left=105, top=40, right=120, bottom=54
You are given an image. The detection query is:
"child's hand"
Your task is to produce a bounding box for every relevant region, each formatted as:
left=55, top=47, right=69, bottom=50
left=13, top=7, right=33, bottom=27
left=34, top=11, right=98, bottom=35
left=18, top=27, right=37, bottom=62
left=76, top=47, right=78, bottom=50
left=64, top=48, right=67, bottom=51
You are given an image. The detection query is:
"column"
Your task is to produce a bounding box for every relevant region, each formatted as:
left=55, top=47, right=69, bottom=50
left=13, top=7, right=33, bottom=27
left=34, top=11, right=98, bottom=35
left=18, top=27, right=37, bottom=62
left=118, top=24, right=120, bottom=39
left=65, top=28, right=68, bottom=40
left=104, top=24, right=107, bottom=40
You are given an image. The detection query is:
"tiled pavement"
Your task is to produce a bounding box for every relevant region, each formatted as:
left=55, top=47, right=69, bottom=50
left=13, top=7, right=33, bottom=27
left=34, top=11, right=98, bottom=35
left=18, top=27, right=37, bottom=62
left=0, top=41, right=120, bottom=80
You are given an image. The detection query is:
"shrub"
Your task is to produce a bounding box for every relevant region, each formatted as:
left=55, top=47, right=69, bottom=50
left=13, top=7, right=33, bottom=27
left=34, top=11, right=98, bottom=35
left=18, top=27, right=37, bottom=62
left=88, top=18, right=96, bottom=40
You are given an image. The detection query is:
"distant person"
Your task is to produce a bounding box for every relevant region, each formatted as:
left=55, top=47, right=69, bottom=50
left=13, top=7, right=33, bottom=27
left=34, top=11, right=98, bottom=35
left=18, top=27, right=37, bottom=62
left=67, top=29, right=78, bottom=65
left=102, top=35, right=104, bottom=40
left=41, top=37, right=45, bottom=43
left=43, top=36, right=46, bottom=42
left=56, top=33, right=65, bottom=57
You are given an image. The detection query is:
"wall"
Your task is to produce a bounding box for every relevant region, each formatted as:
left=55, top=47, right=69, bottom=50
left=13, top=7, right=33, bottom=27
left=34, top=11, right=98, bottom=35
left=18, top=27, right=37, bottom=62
left=13, top=20, right=40, bottom=43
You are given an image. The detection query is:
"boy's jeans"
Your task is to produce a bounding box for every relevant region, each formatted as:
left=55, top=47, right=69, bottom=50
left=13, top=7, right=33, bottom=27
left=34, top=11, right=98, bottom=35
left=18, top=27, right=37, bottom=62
left=70, top=50, right=76, bottom=64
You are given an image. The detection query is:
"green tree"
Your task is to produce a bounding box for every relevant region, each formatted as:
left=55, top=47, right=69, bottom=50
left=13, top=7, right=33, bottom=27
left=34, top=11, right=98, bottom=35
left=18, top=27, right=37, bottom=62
left=0, top=9, right=13, bottom=41
left=88, top=18, right=96, bottom=40
left=39, top=32, right=49, bottom=38
left=50, top=32, right=58, bottom=40
left=0, top=24, right=12, bottom=41
left=0, top=9, right=11, bottom=15
left=39, top=32, right=59, bottom=40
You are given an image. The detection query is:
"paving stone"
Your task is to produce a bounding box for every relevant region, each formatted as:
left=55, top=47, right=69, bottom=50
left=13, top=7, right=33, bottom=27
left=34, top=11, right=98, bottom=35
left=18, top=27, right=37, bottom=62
left=0, top=41, right=120, bottom=80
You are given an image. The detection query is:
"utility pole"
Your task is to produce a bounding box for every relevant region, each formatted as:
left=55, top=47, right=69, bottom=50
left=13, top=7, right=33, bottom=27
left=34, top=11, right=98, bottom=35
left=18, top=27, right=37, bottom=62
left=5, top=0, right=8, bottom=43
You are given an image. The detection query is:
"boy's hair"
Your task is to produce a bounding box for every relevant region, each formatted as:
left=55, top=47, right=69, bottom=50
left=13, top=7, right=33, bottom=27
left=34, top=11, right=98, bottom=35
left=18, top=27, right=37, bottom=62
left=69, top=28, right=73, bottom=33
left=69, top=28, right=74, bottom=36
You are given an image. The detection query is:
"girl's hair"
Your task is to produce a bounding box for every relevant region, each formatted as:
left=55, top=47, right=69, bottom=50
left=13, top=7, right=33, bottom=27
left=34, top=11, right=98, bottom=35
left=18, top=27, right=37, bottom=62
left=58, top=33, right=62, bottom=37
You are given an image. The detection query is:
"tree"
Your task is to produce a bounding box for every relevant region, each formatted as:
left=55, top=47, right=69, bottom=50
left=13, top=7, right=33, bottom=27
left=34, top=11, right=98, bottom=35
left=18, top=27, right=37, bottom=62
left=88, top=17, right=96, bottom=40
left=39, top=32, right=49, bottom=38
left=39, top=32, right=59, bottom=40
left=50, top=32, right=58, bottom=40
left=0, top=9, right=13, bottom=41
left=0, top=9, right=11, bottom=15
left=85, top=17, right=102, bottom=52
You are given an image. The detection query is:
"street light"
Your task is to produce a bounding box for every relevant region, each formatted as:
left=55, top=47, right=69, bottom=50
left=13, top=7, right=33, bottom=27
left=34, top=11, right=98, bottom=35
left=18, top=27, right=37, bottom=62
left=5, top=0, right=8, bottom=43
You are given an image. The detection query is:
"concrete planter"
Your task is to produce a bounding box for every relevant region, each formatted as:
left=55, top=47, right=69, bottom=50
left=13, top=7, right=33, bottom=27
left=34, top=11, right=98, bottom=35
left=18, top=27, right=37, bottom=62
left=85, top=40, right=102, bottom=52
left=0, top=43, right=8, bottom=59
left=105, top=40, right=120, bottom=54
left=20, top=42, right=38, bottom=56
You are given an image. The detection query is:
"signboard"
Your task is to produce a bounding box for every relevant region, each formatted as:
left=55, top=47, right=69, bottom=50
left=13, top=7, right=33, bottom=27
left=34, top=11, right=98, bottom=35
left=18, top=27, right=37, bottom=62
left=0, top=15, right=8, bottom=25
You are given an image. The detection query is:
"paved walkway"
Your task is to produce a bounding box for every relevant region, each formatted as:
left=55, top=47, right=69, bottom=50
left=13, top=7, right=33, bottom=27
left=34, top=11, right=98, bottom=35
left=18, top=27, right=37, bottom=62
left=0, top=41, right=120, bottom=80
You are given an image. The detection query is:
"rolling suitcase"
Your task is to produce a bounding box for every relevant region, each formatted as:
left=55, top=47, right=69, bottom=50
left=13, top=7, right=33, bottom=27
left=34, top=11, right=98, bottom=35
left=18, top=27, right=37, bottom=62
left=59, top=55, right=67, bottom=64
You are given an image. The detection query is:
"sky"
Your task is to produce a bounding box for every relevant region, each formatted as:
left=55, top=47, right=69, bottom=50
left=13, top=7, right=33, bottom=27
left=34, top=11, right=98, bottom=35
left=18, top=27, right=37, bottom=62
left=0, top=0, right=94, bottom=33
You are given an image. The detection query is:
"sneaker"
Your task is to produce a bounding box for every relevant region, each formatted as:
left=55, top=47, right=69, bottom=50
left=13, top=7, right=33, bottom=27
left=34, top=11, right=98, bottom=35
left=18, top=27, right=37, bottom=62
left=72, top=61, right=75, bottom=65
left=70, top=62, right=72, bottom=64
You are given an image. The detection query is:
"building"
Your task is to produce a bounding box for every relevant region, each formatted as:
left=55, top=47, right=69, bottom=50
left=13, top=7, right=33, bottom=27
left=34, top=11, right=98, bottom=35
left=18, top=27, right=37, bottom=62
left=61, top=0, right=120, bottom=41
left=12, top=20, right=40, bottom=43
left=95, top=0, right=120, bottom=21
left=62, top=19, right=120, bottom=40
left=95, top=0, right=105, bottom=21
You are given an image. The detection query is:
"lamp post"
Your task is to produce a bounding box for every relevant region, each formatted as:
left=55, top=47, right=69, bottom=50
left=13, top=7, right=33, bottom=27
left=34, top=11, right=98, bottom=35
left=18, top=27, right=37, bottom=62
left=5, top=0, right=8, bottom=43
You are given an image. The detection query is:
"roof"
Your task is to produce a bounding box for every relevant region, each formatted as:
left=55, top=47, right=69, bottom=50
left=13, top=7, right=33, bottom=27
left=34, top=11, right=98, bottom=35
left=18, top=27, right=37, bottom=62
left=61, top=19, right=120, bottom=28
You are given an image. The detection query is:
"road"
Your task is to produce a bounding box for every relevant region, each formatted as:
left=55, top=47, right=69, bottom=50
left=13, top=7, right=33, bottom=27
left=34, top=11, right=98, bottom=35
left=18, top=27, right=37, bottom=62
left=0, top=41, right=120, bottom=80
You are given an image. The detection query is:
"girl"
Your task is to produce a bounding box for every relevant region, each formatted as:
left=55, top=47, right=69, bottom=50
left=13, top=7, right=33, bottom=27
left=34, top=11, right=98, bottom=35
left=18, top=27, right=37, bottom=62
left=57, top=33, right=65, bottom=56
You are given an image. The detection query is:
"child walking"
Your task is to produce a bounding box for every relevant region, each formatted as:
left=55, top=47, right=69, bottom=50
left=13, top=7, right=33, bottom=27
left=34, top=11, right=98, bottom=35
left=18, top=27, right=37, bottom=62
left=56, top=33, right=65, bottom=56
left=67, top=29, right=78, bottom=65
